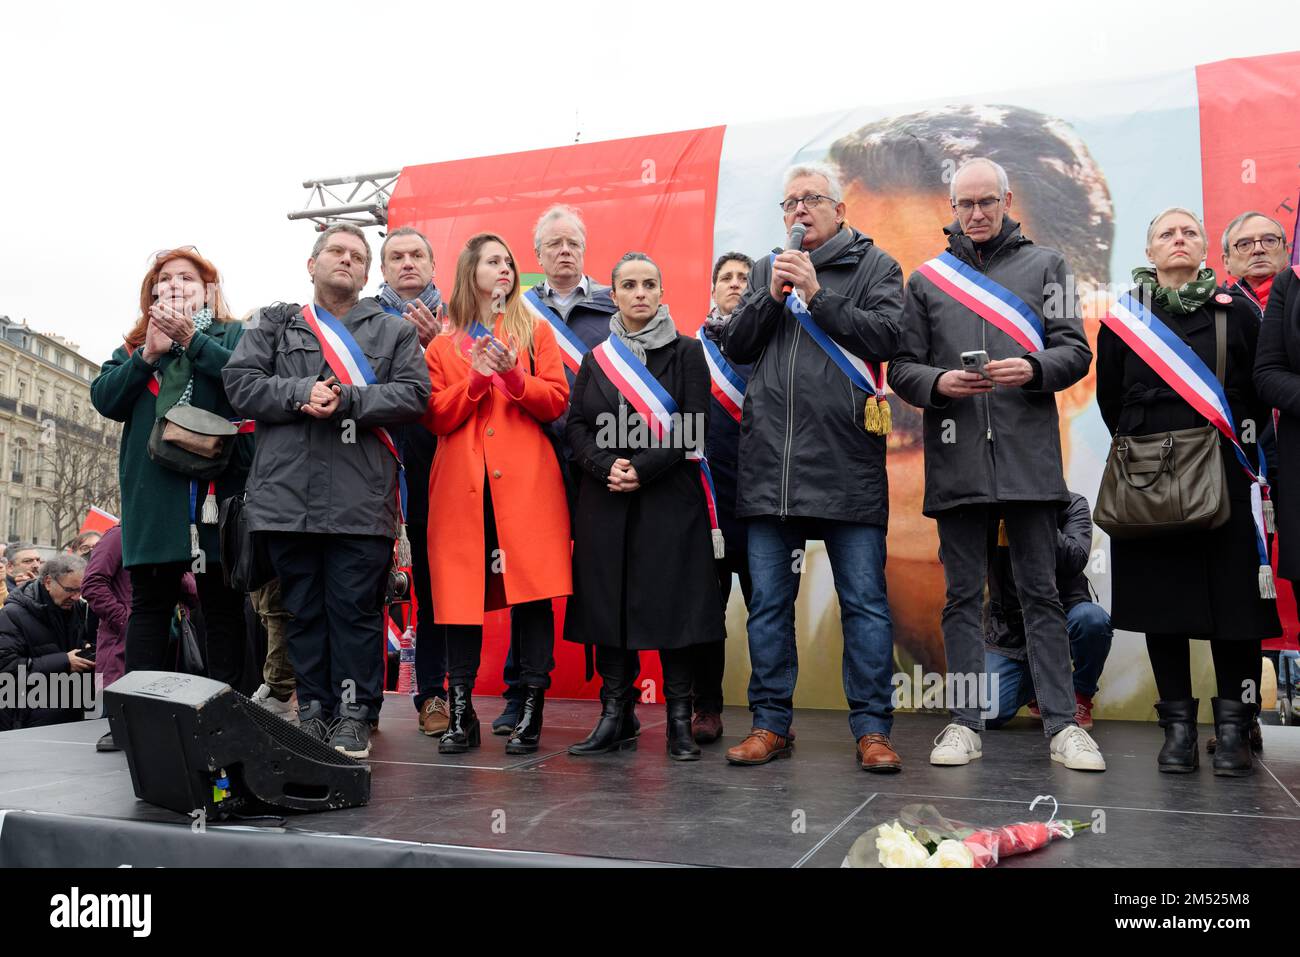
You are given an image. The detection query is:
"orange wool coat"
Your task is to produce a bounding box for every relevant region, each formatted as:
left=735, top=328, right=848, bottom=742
left=424, top=317, right=572, bottom=624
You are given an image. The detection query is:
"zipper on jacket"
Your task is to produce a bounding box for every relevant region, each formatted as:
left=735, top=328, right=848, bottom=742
left=780, top=324, right=800, bottom=519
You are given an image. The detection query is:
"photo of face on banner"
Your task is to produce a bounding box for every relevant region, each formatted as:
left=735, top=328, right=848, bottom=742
left=825, top=105, right=1116, bottom=675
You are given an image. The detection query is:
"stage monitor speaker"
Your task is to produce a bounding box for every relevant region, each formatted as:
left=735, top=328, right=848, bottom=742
left=104, top=671, right=370, bottom=817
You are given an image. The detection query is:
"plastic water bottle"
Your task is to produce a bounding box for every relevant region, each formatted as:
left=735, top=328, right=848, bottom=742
left=397, top=626, right=417, bottom=695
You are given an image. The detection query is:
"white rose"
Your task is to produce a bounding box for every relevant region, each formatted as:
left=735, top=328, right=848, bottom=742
left=923, top=839, right=975, bottom=868
left=875, top=823, right=931, bottom=868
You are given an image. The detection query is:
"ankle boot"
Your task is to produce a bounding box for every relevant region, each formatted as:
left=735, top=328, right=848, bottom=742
left=666, top=698, right=701, bottom=761
left=569, top=693, right=638, bottom=756
left=439, top=684, right=480, bottom=754
left=1211, top=697, right=1254, bottom=777
left=1154, top=699, right=1198, bottom=773
left=505, top=686, right=545, bottom=755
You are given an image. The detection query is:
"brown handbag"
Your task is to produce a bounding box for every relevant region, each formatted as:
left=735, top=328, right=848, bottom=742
left=1093, top=309, right=1231, bottom=539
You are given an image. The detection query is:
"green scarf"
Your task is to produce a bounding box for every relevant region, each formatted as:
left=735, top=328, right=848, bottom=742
left=155, top=308, right=215, bottom=412
left=1130, top=266, right=1218, bottom=315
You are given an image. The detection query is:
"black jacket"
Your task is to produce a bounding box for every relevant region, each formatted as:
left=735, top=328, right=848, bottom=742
left=1255, top=266, right=1300, bottom=581
left=0, top=580, right=89, bottom=730
left=722, top=226, right=903, bottom=525
left=985, top=493, right=1094, bottom=659
left=700, top=318, right=753, bottom=554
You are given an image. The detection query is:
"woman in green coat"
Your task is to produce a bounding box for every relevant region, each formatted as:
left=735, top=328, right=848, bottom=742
left=90, top=247, right=253, bottom=688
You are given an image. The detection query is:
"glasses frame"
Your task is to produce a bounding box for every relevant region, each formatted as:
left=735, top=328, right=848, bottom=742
left=779, top=194, right=838, bottom=213
left=1231, top=235, right=1285, bottom=255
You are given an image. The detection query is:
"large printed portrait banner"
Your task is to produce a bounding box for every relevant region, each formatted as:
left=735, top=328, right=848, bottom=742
left=389, top=51, right=1300, bottom=716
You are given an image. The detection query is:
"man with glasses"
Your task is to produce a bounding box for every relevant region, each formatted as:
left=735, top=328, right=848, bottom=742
left=0, top=554, right=92, bottom=730
left=721, top=162, right=906, bottom=771
left=890, top=157, right=1103, bottom=771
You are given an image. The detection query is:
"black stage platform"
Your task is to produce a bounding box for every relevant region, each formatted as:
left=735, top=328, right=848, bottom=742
left=2, top=699, right=1299, bottom=867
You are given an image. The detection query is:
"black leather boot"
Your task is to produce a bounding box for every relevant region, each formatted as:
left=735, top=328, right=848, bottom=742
left=505, top=686, right=545, bottom=755
left=568, top=693, right=638, bottom=756
left=1211, top=697, right=1254, bottom=777
left=439, top=685, right=481, bottom=754
left=1154, top=699, right=1198, bottom=773
left=666, top=698, right=701, bottom=761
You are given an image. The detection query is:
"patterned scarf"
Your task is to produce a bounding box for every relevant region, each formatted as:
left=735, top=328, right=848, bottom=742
left=1131, top=267, right=1218, bottom=315
left=610, top=304, right=677, bottom=363
left=157, top=307, right=214, bottom=411
left=377, top=281, right=442, bottom=315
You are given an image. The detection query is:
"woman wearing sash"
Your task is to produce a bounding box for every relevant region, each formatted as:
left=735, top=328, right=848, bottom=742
left=424, top=233, right=572, bottom=755
left=1097, top=208, right=1279, bottom=776
left=565, top=252, right=726, bottom=760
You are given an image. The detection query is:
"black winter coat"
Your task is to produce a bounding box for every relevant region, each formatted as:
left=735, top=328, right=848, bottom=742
left=0, top=580, right=89, bottom=730
left=564, top=334, right=725, bottom=651
left=722, top=226, right=903, bottom=525
left=700, top=319, right=753, bottom=555
left=1255, top=266, right=1300, bottom=583
left=1097, top=294, right=1280, bottom=641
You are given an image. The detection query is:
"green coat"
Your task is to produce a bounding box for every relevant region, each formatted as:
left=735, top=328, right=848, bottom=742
left=91, top=322, right=253, bottom=568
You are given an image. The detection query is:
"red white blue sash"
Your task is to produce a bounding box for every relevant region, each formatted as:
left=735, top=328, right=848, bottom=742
left=1101, top=291, right=1275, bottom=597
left=522, top=287, right=589, bottom=375
left=591, top=334, right=724, bottom=557
left=916, top=251, right=1045, bottom=353
left=696, top=328, right=745, bottom=423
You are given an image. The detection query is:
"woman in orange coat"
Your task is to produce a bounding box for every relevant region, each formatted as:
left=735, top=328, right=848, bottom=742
left=424, top=232, right=572, bottom=756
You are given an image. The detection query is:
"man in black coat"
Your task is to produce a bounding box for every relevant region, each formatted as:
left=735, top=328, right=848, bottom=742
left=721, top=162, right=905, bottom=772
left=0, top=554, right=92, bottom=731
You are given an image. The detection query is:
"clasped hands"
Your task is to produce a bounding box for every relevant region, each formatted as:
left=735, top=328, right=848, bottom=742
left=468, top=334, right=518, bottom=378
left=607, top=458, right=640, bottom=493
left=301, top=375, right=342, bottom=418
left=142, top=298, right=197, bottom=362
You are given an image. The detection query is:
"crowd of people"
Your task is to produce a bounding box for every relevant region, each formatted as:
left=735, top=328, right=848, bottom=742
left=1, top=155, right=1296, bottom=783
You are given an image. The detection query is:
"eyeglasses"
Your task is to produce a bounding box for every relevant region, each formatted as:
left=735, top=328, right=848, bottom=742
left=1231, top=235, right=1284, bottom=254
left=148, top=245, right=201, bottom=265
left=952, top=197, right=1002, bottom=214
left=52, top=578, right=82, bottom=596
left=779, top=194, right=838, bottom=213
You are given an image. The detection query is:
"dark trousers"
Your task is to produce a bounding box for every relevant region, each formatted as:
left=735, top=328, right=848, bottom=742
left=265, top=532, right=392, bottom=719
left=124, top=562, right=247, bottom=689
left=407, top=521, right=449, bottom=709
left=688, top=553, right=753, bottom=714
left=936, top=502, right=1076, bottom=737
left=596, top=644, right=694, bottom=702
left=1146, top=635, right=1263, bottom=704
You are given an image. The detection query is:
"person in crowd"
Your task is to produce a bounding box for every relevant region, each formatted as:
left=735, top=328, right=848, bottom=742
left=481, top=205, right=618, bottom=736
left=247, top=579, right=296, bottom=725
left=223, top=225, right=430, bottom=759
left=983, top=492, right=1112, bottom=729
left=90, top=247, right=254, bottom=692
left=689, top=251, right=755, bottom=744
left=423, top=232, right=571, bottom=755
left=0, top=555, right=90, bottom=731
left=376, top=225, right=450, bottom=737
left=1098, top=207, right=1280, bottom=776
left=64, top=532, right=102, bottom=558
left=890, top=157, right=1103, bottom=772
left=566, top=252, right=724, bottom=760
left=82, top=523, right=197, bottom=749
left=9, top=544, right=42, bottom=587
left=721, top=162, right=904, bottom=772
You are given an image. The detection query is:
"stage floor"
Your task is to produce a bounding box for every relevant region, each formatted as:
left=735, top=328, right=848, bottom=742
left=2, top=699, right=1300, bottom=867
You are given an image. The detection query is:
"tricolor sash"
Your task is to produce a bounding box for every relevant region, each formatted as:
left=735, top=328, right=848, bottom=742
left=916, top=251, right=1045, bottom=353
left=523, top=287, right=589, bottom=375
left=696, top=328, right=745, bottom=423
left=590, top=334, right=725, bottom=558
left=769, top=254, right=890, bottom=434
left=300, top=304, right=411, bottom=564
left=1101, top=291, right=1275, bottom=598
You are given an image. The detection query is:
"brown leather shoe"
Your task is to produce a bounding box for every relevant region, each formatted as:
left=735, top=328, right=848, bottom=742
left=419, top=696, right=450, bottom=736
left=726, top=728, right=793, bottom=765
left=692, top=711, right=723, bottom=744
left=856, top=733, right=902, bottom=773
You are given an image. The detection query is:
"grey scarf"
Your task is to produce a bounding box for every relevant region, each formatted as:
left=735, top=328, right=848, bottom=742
left=610, top=304, right=677, bottom=363
left=806, top=223, right=855, bottom=269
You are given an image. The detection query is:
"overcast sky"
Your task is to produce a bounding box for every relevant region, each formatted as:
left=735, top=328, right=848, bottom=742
left=3, top=0, right=1298, bottom=365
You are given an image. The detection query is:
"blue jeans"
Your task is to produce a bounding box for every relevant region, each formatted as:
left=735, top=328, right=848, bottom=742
left=745, top=517, right=894, bottom=739
left=984, top=601, right=1114, bottom=729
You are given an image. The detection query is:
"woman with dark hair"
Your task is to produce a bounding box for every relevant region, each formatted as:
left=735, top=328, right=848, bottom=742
left=565, top=252, right=726, bottom=761
left=424, top=233, right=571, bottom=755
left=90, top=247, right=253, bottom=691
left=1097, top=208, right=1279, bottom=777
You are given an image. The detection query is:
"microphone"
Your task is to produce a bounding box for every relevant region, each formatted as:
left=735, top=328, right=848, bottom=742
left=779, top=223, right=808, bottom=297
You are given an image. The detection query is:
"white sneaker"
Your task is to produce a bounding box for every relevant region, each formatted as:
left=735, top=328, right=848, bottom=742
left=1050, top=725, right=1106, bottom=771
left=929, top=723, right=982, bottom=766
left=250, top=683, right=300, bottom=727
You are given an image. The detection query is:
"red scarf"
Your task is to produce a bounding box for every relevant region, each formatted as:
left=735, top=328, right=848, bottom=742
left=1229, top=272, right=1275, bottom=312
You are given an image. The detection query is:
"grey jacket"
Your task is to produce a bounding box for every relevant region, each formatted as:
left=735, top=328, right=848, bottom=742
left=889, top=220, right=1091, bottom=516
left=223, top=299, right=431, bottom=537
left=722, top=226, right=903, bottom=525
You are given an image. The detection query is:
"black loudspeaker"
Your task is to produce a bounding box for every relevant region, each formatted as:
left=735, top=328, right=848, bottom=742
left=104, top=671, right=370, bottom=817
